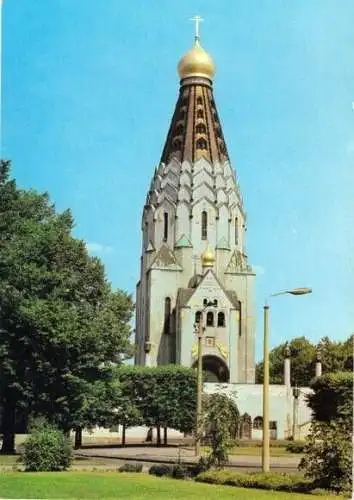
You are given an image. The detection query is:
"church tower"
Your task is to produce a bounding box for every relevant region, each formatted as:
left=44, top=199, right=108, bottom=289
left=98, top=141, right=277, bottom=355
left=135, top=22, right=256, bottom=383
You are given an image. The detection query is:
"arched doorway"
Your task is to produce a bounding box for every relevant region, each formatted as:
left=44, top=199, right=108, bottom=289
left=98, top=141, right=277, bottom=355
left=192, top=355, right=230, bottom=383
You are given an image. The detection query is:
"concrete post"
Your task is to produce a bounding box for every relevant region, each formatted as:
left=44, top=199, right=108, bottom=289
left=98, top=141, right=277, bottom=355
left=284, top=343, right=291, bottom=390
left=262, top=304, right=270, bottom=473
left=315, top=350, right=322, bottom=377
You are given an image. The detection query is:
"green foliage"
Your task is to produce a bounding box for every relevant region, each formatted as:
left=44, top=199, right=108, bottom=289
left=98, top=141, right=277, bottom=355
left=118, top=463, right=143, bottom=473
left=148, top=464, right=173, bottom=477
left=255, top=335, right=353, bottom=386
left=300, top=372, right=353, bottom=494
left=23, top=419, right=72, bottom=472
left=299, top=419, right=352, bottom=494
left=307, top=372, right=353, bottom=423
left=196, top=470, right=312, bottom=493
left=114, top=365, right=197, bottom=438
left=285, top=441, right=305, bottom=453
left=0, top=161, right=134, bottom=452
left=201, top=393, right=239, bottom=468
left=171, top=464, right=190, bottom=479
left=256, top=337, right=316, bottom=385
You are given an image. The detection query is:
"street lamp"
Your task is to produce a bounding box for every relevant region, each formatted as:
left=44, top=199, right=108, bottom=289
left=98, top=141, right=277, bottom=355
left=195, top=299, right=216, bottom=457
left=262, top=287, right=312, bottom=473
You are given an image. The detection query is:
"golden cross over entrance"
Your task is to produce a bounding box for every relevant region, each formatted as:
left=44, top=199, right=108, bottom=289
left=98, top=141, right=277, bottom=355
left=190, top=15, right=204, bottom=42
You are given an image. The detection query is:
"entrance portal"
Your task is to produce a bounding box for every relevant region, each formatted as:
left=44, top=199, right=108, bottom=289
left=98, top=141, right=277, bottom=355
left=192, top=355, right=230, bottom=383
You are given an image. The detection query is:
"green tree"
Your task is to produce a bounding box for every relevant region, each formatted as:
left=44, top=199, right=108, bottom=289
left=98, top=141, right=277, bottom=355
left=114, top=365, right=197, bottom=446
left=256, top=337, right=316, bottom=386
left=201, top=392, right=239, bottom=469
left=299, top=372, right=353, bottom=494
left=255, top=335, right=353, bottom=386
left=0, top=160, right=134, bottom=453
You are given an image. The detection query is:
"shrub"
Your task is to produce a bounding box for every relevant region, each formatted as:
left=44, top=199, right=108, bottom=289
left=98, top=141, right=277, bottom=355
left=285, top=441, right=305, bottom=453
left=23, top=420, right=72, bottom=472
left=118, top=463, right=143, bottom=473
left=172, top=464, right=190, bottom=479
left=307, top=372, right=353, bottom=423
left=196, top=470, right=312, bottom=493
left=299, top=419, right=352, bottom=495
left=148, top=464, right=173, bottom=477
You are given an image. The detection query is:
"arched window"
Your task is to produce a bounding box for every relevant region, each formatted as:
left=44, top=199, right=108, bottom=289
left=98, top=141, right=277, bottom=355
left=197, top=96, right=203, bottom=105
left=197, top=109, right=204, bottom=118
left=235, top=217, right=239, bottom=245
left=196, top=138, right=208, bottom=150
left=163, top=212, right=168, bottom=241
left=217, top=312, right=225, bottom=327
left=164, top=297, right=171, bottom=333
left=196, top=123, right=206, bottom=134
left=201, top=211, right=208, bottom=240
left=206, top=311, right=214, bottom=327
left=195, top=311, right=202, bottom=324
left=253, top=416, right=263, bottom=430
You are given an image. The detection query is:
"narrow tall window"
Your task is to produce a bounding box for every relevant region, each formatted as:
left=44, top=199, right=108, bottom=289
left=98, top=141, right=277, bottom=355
left=235, top=217, right=239, bottom=245
left=195, top=311, right=202, bottom=324
left=217, top=312, right=225, bottom=327
left=164, top=297, right=171, bottom=333
left=196, top=123, right=206, bottom=134
left=163, top=212, right=168, bottom=241
left=201, top=211, right=208, bottom=240
left=196, top=137, right=208, bottom=150
left=206, top=311, right=214, bottom=327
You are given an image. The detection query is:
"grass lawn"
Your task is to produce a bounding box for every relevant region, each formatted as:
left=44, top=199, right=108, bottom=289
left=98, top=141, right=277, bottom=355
left=0, top=472, right=342, bottom=500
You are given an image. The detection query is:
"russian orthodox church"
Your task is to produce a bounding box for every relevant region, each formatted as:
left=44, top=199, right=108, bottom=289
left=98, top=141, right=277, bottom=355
left=135, top=31, right=256, bottom=384
left=129, top=25, right=316, bottom=440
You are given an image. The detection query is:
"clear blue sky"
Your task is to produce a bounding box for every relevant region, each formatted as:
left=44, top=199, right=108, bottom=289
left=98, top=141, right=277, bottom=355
left=2, top=1, right=353, bottom=360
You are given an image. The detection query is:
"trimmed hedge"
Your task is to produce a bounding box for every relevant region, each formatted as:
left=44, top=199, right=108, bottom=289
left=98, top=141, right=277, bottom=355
left=285, top=441, right=305, bottom=453
left=118, top=463, right=143, bottom=472
left=232, top=439, right=294, bottom=448
left=148, top=464, right=173, bottom=477
left=148, top=463, right=205, bottom=479
left=196, top=471, right=312, bottom=493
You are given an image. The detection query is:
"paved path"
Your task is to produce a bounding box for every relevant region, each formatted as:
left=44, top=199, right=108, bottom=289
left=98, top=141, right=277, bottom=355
left=76, top=446, right=301, bottom=472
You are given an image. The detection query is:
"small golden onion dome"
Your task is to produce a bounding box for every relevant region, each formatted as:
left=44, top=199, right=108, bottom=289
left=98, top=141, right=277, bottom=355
left=178, top=40, right=216, bottom=80
left=201, top=244, right=216, bottom=267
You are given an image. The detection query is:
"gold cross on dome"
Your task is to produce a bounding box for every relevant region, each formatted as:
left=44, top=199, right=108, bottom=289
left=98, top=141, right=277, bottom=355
left=190, top=15, right=204, bottom=41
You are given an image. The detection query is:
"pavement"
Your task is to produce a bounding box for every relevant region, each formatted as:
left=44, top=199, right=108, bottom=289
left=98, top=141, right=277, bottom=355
left=76, top=445, right=301, bottom=472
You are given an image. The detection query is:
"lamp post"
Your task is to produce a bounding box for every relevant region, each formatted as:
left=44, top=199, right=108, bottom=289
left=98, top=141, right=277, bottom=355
left=195, top=300, right=215, bottom=457
left=262, top=287, right=312, bottom=473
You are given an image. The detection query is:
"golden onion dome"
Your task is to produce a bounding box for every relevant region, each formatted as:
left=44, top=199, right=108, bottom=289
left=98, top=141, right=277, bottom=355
left=201, top=244, right=216, bottom=267
left=178, top=40, right=216, bottom=80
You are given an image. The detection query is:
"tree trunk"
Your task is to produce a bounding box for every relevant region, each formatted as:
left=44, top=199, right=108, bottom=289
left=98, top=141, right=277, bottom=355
left=163, top=427, right=167, bottom=446
left=122, top=424, right=126, bottom=447
left=74, top=427, right=82, bottom=449
left=0, top=397, right=16, bottom=455
left=156, top=426, right=161, bottom=447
